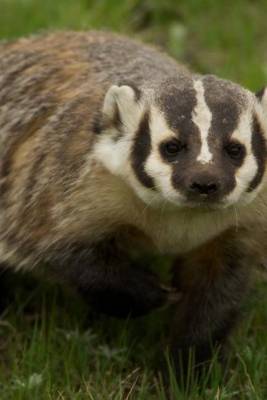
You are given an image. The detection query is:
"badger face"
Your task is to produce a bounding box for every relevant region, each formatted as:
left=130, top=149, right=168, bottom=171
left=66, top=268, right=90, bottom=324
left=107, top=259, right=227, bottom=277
left=95, top=75, right=267, bottom=210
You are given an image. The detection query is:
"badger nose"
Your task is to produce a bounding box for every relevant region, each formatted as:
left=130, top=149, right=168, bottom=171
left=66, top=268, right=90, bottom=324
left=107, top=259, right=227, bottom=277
left=190, top=181, right=219, bottom=195
left=188, top=175, right=220, bottom=197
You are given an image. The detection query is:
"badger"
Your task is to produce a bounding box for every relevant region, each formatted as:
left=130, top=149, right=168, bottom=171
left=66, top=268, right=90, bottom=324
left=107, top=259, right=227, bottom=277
left=0, top=31, right=266, bottom=375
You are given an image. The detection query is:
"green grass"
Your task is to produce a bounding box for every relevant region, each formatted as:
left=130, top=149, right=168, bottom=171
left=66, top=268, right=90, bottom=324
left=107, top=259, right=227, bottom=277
left=0, top=0, right=267, bottom=398
left=1, top=0, right=267, bottom=88
left=0, top=276, right=266, bottom=399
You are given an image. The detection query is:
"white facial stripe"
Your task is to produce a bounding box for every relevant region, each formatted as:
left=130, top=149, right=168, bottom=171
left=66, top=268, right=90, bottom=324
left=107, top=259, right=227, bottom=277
left=147, top=105, right=173, bottom=142
left=192, top=80, right=213, bottom=164
left=231, top=103, right=253, bottom=147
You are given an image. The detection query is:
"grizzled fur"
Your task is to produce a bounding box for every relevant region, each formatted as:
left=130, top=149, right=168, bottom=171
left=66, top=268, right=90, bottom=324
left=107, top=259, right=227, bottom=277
left=0, top=31, right=267, bottom=379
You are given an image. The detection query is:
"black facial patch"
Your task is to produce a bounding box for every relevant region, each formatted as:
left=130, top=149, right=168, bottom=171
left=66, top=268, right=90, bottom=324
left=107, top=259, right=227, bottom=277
left=159, top=138, right=187, bottom=162
left=247, top=115, right=267, bottom=192
left=202, top=75, right=242, bottom=139
left=157, top=76, right=199, bottom=139
left=223, top=141, right=246, bottom=168
left=131, top=110, right=155, bottom=189
left=156, top=76, right=202, bottom=178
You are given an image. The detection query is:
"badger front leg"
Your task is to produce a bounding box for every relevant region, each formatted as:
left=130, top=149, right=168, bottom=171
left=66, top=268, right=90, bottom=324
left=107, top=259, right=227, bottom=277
left=52, top=239, right=172, bottom=318
left=170, top=230, right=252, bottom=379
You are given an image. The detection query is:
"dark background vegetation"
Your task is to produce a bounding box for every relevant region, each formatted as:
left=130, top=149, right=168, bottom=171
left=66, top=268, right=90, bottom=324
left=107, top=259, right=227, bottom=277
left=0, top=0, right=266, bottom=399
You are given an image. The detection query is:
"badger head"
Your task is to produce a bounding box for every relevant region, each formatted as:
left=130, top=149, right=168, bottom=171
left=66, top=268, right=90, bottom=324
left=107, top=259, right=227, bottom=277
left=94, top=75, right=267, bottom=210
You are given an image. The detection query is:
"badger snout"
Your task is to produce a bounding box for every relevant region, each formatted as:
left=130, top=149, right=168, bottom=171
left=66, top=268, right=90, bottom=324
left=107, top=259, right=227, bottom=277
left=186, top=173, right=222, bottom=202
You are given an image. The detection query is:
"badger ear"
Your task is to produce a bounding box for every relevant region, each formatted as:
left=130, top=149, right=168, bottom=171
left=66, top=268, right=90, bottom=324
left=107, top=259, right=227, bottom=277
left=256, top=86, right=267, bottom=110
left=103, top=84, right=142, bottom=131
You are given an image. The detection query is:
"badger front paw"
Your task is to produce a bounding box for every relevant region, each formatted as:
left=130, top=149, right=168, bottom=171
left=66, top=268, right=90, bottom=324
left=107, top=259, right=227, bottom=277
left=83, top=268, right=180, bottom=318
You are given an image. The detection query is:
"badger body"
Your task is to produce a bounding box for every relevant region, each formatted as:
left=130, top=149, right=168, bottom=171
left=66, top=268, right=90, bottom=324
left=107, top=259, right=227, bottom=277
left=0, top=31, right=267, bottom=375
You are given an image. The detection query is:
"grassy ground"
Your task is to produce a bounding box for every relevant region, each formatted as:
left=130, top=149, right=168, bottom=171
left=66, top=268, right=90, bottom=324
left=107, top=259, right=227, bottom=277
left=0, top=0, right=267, bottom=398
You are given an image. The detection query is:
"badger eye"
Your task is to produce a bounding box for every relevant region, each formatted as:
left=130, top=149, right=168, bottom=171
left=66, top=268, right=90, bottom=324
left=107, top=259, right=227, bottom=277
left=161, top=139, right=186, bottom=158
left=224, top=142, right=244, bottom=160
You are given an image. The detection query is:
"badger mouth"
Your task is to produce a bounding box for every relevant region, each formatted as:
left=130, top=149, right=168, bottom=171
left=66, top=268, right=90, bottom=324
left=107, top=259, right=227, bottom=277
left=179, top=196, right=226, bottom=211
